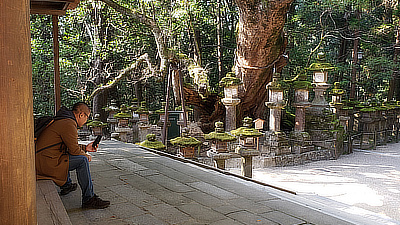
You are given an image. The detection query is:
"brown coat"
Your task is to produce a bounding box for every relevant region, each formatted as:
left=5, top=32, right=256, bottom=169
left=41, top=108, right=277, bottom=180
left=35, top=118, right=88, bottom=186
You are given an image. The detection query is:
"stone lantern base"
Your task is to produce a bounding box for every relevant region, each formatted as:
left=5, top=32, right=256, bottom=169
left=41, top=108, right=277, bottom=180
left=91, top=127, right=103, bottom=136
left=289, top=131, right=313, bottom=154
left=263, top=131, right=290, bottom=156
left=115, top=127, right=133, bottom=143
left=212, top=153, right=232, bottom=170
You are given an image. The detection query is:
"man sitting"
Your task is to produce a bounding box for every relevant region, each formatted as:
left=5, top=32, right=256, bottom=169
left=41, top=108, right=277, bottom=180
left=35, top=102, right=110, bottom=209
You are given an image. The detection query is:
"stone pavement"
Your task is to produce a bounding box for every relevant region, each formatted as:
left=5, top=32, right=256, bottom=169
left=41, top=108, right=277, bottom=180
left=60, top=140, right=394, bottom=224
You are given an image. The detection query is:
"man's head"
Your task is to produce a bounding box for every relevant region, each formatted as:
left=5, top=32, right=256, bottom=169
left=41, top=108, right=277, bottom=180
left=72, top=102, right=91, bottom=127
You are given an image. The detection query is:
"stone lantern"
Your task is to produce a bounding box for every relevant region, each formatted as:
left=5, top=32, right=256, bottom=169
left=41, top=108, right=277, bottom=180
left=170, top=127, right=202, bottom=158
left=293, top=73, right=313, bottom=132
left=330, top=82, right=344, bottom=108
left=129, top=98, right=140, bottom=121
left=156, top=102, right=167, bottom=126
left=114, top=104, right=133, bottom=142
left=105, top=99, right=119, bottom=119
left=136, top=101, right=150, bottom=124
left=114, top=104, right=132, bottom=127
left=231, top=117, right=262, bottom=150
left=290, top=74, right=313, bottom=154
left=231, top=117, right=262, bottom=178
left=330, top=82, right=348, bottom=130
left=135, top=102, right=151, bottom=142
left=308, top=52, right=334, bottom=108
left=220, top=72, right=242, bottom=132
left=86, top=113, right=107, bottom=136
left=105, top=99, right=119, bottom=134
left=266, top=72, right=288, bottom=132
left=137, top=133, right=165, bottom=150
left=204, top=121, right=237, bottom=170
left=265, top=72, right=291, bottom=157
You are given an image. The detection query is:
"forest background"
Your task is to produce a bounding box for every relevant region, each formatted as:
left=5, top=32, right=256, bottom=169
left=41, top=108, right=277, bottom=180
left=31, top=0, right=400, bottom=132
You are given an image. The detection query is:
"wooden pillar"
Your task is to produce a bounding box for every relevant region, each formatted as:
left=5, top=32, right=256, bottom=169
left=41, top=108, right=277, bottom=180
left=0, top=0, right=37, bottom=224
left=162, top=67, right=172, bottom=144
left=52, top=15, right=61, bottom=113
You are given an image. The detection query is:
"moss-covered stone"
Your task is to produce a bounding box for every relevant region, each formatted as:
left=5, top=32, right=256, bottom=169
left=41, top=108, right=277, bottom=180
left=204, top=121, right=237, bottom=142
left=231, top=117, right=263, bottom=137
left=230, top=127, right=262, bottom=137
left=137, top=134, right=165, bottom=150
left=105, top=100, right=119, bottom=112
left=137, top=140, right=166, bottom=150
left=293, top=80, right=313, bottom=90
left=86, top=120, right=108, bottom=127
left=330, top=82, right=345, bottom=95
left=308, top=62, right=335, bottom=71
left=219, top=72, right=242, bottom=87
left=267, top=73, right=289, bottom=91
left=360, top=107, right=377, bottom=112
left=307, top=52, right=335, bottom=71
left=114, top=112, right=133, bottom=118
left=170, top=136, right=202, bottom=147
left=204, top=132, right=237, bottom=142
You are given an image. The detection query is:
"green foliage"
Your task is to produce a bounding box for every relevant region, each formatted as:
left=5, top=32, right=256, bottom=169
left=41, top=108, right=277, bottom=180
left=31, top=0, right=400, bottom=117
left=219, top=72, right=242, bottom=88
left=284, top=0, right=399, bottom=102
left=31, top=15, right=55, bottom=116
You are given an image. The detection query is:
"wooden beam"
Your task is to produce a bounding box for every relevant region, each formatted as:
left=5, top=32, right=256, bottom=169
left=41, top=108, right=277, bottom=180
left=30, top=8, right=66, bottom=15
left=30, top=0, right=75, bottom=2
left=0, top=0, right=37, bottom=224
left=53, top=15, right=61, bottom=113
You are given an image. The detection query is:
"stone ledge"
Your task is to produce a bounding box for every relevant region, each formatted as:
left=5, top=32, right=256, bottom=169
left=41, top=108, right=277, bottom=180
left=37, top=180, right=72, bottom=225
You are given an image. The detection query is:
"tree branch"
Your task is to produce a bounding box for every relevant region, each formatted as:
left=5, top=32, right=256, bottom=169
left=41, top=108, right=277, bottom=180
left=99, top=0, right=169, bottom=75
left=86, top=53, right=153, bottom=101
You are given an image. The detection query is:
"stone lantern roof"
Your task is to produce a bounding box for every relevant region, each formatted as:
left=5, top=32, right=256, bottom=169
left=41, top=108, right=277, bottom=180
left=231, top=117, right=263, bottom=137
left=114, top=104, right=133, bottom=118
left=105, top=100, right=119, bottom=112
left=135, top=101, right=149, bottom=114
left=219, top=72, right=242, bottom=88
left=204, top=122, right=237, bottom=142
left=137, top=134, right=165, bottom=150
left=86, top=114, right=108, bottom=128
left=170, top=129, right=202, bottom=147
left=292, top=73, right=313, bottom=90
left=307, top=52, right=335, bottom=72
left=266, top=73, right=289, bottom=91
left=330, top=82, right=345, bottom=95
left=155, top=102, right=167, bottom=114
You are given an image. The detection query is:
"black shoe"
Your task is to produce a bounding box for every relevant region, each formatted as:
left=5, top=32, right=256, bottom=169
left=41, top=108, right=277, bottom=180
left=82, top=195, right=110, bottom=209
left=60, top=183, right=77, bottom=196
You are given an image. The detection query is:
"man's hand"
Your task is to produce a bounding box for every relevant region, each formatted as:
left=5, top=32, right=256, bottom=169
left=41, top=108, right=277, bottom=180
left=85, top=154, right=92, bottom=162
left=86, top=142, right=98, bottom=152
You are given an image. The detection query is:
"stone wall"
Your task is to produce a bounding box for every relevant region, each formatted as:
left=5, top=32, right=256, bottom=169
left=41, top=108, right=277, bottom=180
left=198, top=149, right=336, bottom=168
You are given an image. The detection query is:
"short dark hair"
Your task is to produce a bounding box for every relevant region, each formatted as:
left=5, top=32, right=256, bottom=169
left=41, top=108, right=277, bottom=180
left=72, top=102, right=90, bottom=113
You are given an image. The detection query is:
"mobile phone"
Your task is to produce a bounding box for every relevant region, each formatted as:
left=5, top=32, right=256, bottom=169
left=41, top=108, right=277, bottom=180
left=92, top=135, right=102, bottom=148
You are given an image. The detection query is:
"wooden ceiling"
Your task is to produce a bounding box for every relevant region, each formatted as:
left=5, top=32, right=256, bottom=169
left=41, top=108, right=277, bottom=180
left=30, top=0, right=81, bottom=15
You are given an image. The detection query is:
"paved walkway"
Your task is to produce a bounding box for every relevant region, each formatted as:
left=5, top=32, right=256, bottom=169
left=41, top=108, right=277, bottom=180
left=61, top=140, right=398, bottom=224
left=228, top=143, right=400, bottom=224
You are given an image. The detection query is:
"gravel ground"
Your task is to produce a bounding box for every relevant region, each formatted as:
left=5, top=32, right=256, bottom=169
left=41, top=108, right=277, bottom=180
left=228, top=144, right=400, bottom=222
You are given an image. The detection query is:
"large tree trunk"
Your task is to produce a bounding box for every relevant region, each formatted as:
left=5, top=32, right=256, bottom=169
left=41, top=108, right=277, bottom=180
left=349, top=9, right=360, bottom=100
left=235, top=0, right=294, bottom=119
left=388, top=10, right=400, bottom=100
